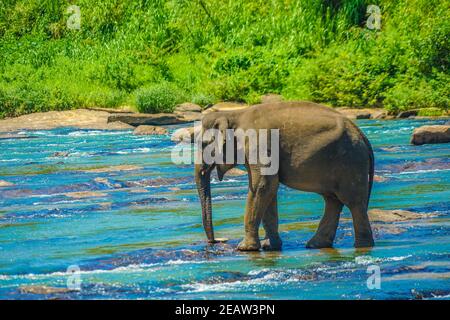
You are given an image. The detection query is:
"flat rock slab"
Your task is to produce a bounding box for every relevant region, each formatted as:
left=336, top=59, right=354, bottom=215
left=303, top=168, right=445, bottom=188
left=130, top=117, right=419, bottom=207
left=65, top=191, right=108, bottom=199
left=0, top=133, right=37, bottom=140
left=0, top=109, right=134, bottom=132
left=108, top=113, right=188, bottom=126
left=171, top=126, right=199, bottom=143
left=81, top=165, right=143, bottom=173
left=174, top=103, right=202, bottom=113
left=368, top=209, right=437, bottom=222
left=0, top=180, right=14, bottom=187
left=133, top=125, right=168, bottom=135
left=335, top=107, right=387, bottom=119
left=19, top=285, right=76, bottom=295
left=411, top=125, right=450, bottom=145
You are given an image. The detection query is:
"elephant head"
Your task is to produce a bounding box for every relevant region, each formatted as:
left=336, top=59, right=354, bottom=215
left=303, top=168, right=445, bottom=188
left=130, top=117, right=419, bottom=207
left=194, top=112, right=237, bottom=243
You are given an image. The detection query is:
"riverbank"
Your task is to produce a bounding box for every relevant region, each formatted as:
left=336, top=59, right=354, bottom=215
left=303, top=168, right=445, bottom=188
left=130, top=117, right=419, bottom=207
left=1, top=101, right=449, bottom=134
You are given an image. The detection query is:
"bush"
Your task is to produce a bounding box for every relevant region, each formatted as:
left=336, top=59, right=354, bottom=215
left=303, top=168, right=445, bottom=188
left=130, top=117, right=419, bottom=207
left=0, top=0, right=449, bottom=118
left=135, top=83, right=184, bottom=113
left=418, top=108, right=444, bottom=117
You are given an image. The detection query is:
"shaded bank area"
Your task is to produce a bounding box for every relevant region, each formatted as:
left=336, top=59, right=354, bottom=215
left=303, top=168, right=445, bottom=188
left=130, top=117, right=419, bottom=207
left=0, top=118, right=449, bottom=299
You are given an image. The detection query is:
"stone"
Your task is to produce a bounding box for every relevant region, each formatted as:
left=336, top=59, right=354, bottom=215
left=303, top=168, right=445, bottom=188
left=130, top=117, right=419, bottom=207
left=19, top=285, right=76, bottom=295
left=108, top=113, right=188, bottom=126
left=133, top=125, right=168, bottom=135
left=174, top=103, right=202, bottom=113
left=373, top=175, right=387, bottom=182
left=177, top=111, right=203, bottom=122
left=0, top=109, right=135, bottom=133
left=104, top=121, right=135, bottom=130
left=171, top=126, right=198, bottom=143
left=397, top=109, right=419, bottom=118
left=368, top=209, right=436, bottom=222
left=202, top=102, right=249, bottom=114
left=225, top=168, right=247, bottom=176
left=411, top=125, right=450, bottom=145
left=0, top=180, right=14, bottom=187
left=82, top=165, right=142, bottom=173
left=65, top=191, right=107, bottom=198
left=0, top=133, right=36, bottom=140
left=335, top=107, right=386, bottom=120
left=53, top=151, right=70, bottom=157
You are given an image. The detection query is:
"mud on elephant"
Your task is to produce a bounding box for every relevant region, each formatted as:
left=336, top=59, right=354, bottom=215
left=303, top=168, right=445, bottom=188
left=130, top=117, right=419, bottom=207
left=195, top=101, right=375, bottom=251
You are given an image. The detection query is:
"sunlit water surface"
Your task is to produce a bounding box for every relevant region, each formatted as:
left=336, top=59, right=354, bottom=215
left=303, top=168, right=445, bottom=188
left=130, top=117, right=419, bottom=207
left=0, top=119, right=449, bottom=299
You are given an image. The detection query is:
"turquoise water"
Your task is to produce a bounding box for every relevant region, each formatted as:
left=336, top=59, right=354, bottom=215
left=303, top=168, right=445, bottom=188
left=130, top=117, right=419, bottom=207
left=0, top=119, right=449, bottom=300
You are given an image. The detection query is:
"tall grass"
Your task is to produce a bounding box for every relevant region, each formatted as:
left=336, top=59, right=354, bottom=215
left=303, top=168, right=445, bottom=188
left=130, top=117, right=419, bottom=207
left=0, top=0, right=448, bottom=117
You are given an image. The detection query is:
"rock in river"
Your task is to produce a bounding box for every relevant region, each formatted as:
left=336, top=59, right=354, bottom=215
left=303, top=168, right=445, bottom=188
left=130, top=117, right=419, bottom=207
left=108, top=113, right=188, bottom=126
left=133, top=125, right=168, bottom=135
left=174, top=103, right=202, bottom=113
left=0, top=180, right=14, bottom=187
left=19, top=285, right=76, bottom=295
left=368, top=209, right=436, bottom=222
left=411, top=125, right=450, bottom=145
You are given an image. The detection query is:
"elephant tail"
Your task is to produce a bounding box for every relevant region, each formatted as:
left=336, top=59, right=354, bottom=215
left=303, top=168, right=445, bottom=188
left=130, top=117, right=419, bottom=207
left=365, top=134, right=374, bottom=209
left=350, top=121, right=374, bottom=209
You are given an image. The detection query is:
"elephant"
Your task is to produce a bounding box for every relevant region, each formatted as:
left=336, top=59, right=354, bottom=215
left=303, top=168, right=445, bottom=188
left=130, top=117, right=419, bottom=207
left=194, top=101, right=375, bottom=251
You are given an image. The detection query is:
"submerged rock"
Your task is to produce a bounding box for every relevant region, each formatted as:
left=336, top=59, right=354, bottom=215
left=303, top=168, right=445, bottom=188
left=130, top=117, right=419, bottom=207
left=65, top=191, right=107, bottom=199
left=171, top=126, right=198, bottom=143
left=0, top=180, right=14, bottom=187
left=19, top=285, right=76, bottom=295
left=411, top=125, right=450, bottom=145
left=368, top=209, right=436, bottom=222
left=133, top=125, right=168, bottom=135
left=53, top=151, right=70, bottom=157
left=225, top=168, right=247, bottom=176
left=82, top=165, right=142, bottom=173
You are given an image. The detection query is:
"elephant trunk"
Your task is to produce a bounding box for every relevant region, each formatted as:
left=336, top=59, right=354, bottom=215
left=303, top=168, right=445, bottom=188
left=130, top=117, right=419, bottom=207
left=195, top=164, right=216, bottom=243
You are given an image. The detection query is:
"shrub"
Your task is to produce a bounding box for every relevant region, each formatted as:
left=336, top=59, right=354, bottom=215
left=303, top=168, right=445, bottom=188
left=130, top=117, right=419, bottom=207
left=135, top=83, right=184, bottom=113
left=418, top=108, right=444, bottom=117
left=191, top=93, right=216, bottom=108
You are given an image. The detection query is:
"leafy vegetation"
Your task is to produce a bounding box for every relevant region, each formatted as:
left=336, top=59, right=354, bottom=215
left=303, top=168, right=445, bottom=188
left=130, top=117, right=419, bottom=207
left=0, top=0, right=448, bottom=118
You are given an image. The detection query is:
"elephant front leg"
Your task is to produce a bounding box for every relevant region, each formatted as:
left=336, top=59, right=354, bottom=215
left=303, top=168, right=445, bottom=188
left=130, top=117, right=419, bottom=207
left=261, top=197, right=282, bottom=251
left=237, top=170, right=279, bottom=251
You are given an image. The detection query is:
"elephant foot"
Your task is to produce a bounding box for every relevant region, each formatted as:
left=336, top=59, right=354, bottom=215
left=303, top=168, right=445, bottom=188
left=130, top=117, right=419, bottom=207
left=354, top=238, right=375, bottom=248
left=237, top=238, right=261, bottom=251
left=306, top=236, right=333, bottom=249
left=261, top=236, right=282, bottom=251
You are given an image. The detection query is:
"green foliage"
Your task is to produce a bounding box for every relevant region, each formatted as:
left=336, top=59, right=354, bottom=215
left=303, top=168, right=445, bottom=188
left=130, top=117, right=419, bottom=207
left=0, top=0, right=449, bottom=117
left=418, top=108, right=444, bottom=117
left=135, top=83, right=184, bottom=113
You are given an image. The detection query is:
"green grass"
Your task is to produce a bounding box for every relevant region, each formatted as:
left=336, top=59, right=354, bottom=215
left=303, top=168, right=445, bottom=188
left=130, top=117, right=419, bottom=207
left=0, top=0, right=448, bottom=117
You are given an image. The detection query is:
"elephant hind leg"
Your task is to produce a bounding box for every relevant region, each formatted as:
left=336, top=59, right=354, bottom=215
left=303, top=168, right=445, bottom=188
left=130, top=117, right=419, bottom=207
left=347, top=202, right=374, bottom=248
left=337, top=189, right=374, bottom=248
left=306, top=194, right=343, bottom=249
